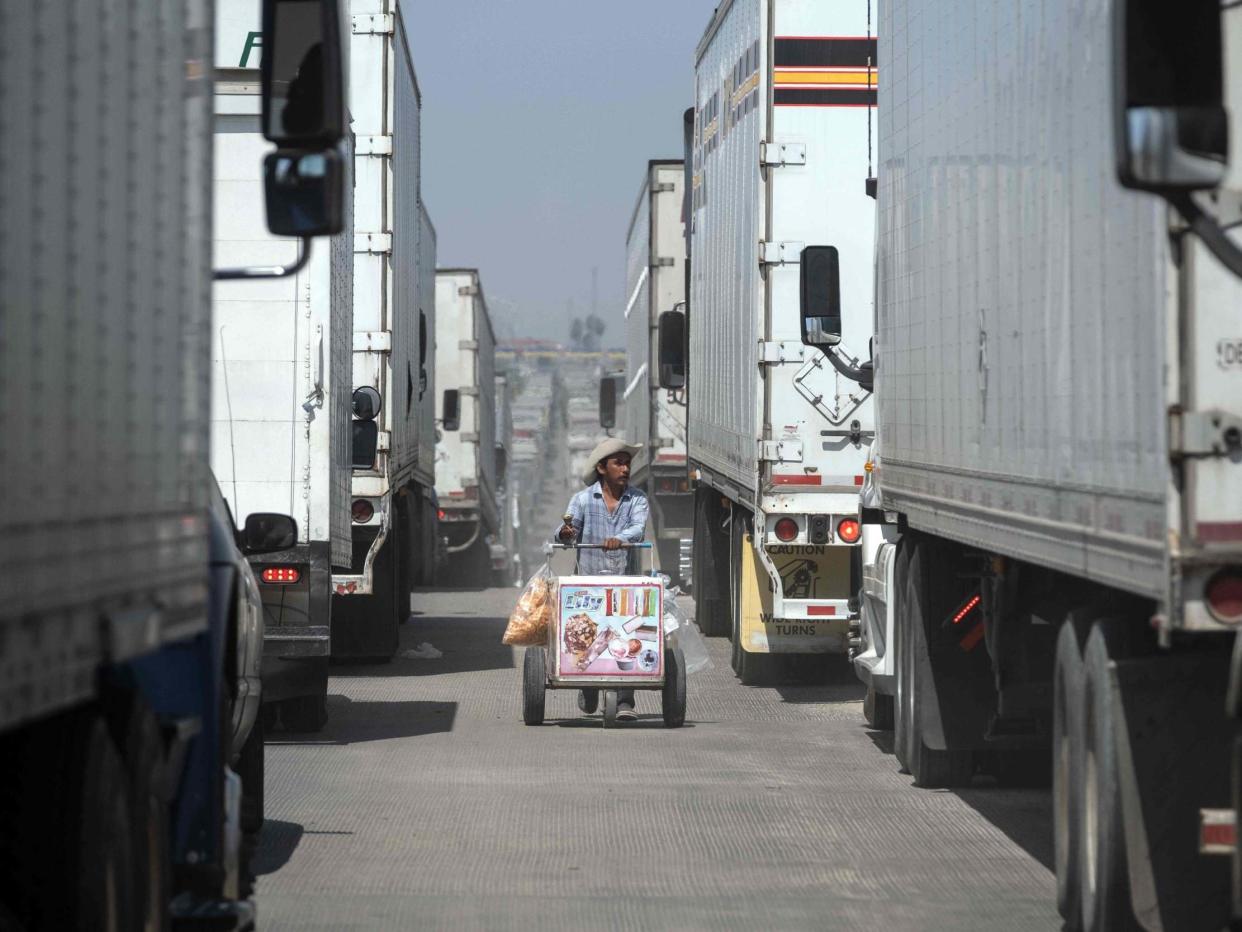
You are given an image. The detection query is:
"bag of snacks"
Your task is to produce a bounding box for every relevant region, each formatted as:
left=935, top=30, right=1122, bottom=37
left=502, top=563, right=556, bottom=646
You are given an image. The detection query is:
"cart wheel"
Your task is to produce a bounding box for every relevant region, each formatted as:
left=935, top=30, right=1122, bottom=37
left=663, top=646, right=687, bottom=728
left=522, top=648, right=546, bottom=725
left=602, top=690, right=618, bottom=728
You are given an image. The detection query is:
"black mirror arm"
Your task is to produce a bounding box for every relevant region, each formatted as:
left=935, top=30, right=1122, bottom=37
left=822, top=347, right=874, bottom=394
left=214, top=236, right=313, bottom=281
left=1168, top=193, right=1242, bottom=280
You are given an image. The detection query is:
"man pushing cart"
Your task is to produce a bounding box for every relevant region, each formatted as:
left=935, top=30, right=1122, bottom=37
left=509, top=437, right=687, bottom=728
left=555, top=438, right=649, bottom=722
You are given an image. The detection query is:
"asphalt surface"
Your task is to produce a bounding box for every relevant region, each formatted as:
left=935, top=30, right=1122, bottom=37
left=254, top=587, right=1059, bottom=931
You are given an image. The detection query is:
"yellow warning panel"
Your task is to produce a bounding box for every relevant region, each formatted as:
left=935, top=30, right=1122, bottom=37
left=739, top=535, right=852, bottom=654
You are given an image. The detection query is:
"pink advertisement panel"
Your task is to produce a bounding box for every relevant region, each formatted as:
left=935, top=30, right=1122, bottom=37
left=556, top=576, right=664, bottom=678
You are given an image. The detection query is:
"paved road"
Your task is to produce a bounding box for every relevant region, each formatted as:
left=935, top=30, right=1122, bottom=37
left=254, top=588, right=1059, bottom=931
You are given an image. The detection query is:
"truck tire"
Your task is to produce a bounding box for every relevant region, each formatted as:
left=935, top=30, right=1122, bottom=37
left=893, top=537, right=916, bottom=772
left=902, top=537, right=974, bottom=788
left=1054, top=614, right=1090, bottom=929
left=1080, top=621, right=1140, bottom=932
left=8, top=713, right=138, bottom=930
left=663, top=646, right=687, bottom=727
left=115, top=701, right=170, bottom=932
left=863, top=685, right=895, bottom=731
left=237, top=711, right=265, bottom=836
left=693, top=488, right=731, bottom=637
left=282, top=692, right=328, bottom=733
left=522, top=648, right=546, bottom=725
left=657, top=539, right=682, bottom=588
left=332, top=526, right=400, bottom=662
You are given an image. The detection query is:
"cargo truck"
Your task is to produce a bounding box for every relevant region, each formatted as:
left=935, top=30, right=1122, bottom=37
left=492, top=373, right=522, bottom=586
left=332, top=4, right=440, bottom=661
left=0, top=0, right=348, bottom=926
left=620, top=160, right=694, bottom=587
left=435, top=269, right=500, bottom=585
left=212, top=34, right=355, bottom=730
left=843, top=0, right=1242, bottom=928
left=680, top=0, right=877, bottom=681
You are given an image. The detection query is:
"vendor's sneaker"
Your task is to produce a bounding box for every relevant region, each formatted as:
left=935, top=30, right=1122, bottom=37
left=616, top=700, right=637, bottom=722
left=578, top=689, right=599, bottom=714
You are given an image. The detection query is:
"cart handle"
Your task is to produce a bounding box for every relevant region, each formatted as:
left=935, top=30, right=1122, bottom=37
left=550, top=542, right=653, bottom=550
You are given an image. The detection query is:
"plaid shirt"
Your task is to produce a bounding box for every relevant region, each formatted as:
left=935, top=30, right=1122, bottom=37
left=555, top=481, right=649, bottom=576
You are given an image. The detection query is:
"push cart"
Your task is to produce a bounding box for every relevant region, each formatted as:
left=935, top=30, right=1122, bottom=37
left=522, top=542, right=686, bottom=728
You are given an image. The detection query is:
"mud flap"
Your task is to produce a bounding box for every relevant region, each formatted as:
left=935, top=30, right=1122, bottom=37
left=1111, top=651, right=1230, bottom=931
left=739, top=534, right=851, bottom=654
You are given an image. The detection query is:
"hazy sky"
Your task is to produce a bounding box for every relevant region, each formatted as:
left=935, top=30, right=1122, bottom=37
left=406, top=1, right=718, bottom=345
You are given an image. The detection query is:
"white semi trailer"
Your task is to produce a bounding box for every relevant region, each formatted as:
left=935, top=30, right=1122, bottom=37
left=846, top=0, right=1242, bottom=928
left=623, top=160, right=694, bottom=587
left=212, top=47, right=354, bottom=730
left=684, top=0, right=878, bottom=681
left=0, top=0, right=348, bottom=925
left=331, top=0, right=441, bottom=660
left=435, top=269, right=500, bottom=585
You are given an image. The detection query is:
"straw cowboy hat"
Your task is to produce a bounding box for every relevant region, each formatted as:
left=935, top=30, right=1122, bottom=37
left=582, top=438, right=643, bottom=485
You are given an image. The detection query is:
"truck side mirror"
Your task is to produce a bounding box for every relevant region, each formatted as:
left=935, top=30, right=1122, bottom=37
left=265, top=149, right=344, bottom=237
left=599, top=377, right=617, bottom=430
left=799, top=246, right=842, bottom=347
left=242, top=513, right=298, bottom=554
left=657, top=309, right=687, bottom=389
left=1113, top=0, right=1227, bottom=193
left=442, top=389, right=460, bottom=432
left=261, top=0, right=348, bottom=148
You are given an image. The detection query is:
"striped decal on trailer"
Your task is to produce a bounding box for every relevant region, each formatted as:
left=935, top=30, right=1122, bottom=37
left=773, top=36, right=877, bottom=108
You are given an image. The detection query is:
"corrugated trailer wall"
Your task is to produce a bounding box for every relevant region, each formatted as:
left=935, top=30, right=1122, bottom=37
left=0, top=0, right=213, bottom=725
left=326, top=140, right=356, bottom=566
left=390, top=0, right=423, bottom=489
left=876, top=0, right=1169, bottom=595
left=475, top=283, right=499, bottom=516
left=625, top=171, right=653, bottom=459
left=689, top=0, right=765, bottom=495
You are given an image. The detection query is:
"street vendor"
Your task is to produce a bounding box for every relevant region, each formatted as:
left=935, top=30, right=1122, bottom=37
left=556, top=437, right=649, bottom=722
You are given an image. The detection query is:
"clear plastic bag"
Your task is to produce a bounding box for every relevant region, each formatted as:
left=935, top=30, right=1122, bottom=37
left=502, top=562, right=556, bottom=647
left=663, top=585, right=712, bottom=675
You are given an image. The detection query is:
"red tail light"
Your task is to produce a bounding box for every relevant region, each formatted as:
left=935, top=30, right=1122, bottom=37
left=261, top=566, right=301, bottom=585
left=351, top=499, right=374, bottom=523
left=1206, top=570, right=1242, bottom=624
left=437, top=508, right=446, bottom=521
left=774, top=518, right=799, bottom=542
left=836, top=518, right=861, bottom=543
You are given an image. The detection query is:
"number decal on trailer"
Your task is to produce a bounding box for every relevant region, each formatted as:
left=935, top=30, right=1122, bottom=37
left=1217, top=338, right=1242, bottom=371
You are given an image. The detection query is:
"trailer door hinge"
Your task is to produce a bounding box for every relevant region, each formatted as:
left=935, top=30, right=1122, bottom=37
left=352, top=13, right=394, bottom=34
left=653, top=182, right=675, bottom=193
left=759, top=439, right=804, bottom=463
left=354, top=232, right=391, bottom=254
left=356, top=135, right=392, bottom=156
left=759, top=241, right=804, bottom=266
left=376, top=430, right=391, bottom=453
left=651, top=257, right=676, bottom=268
left=458, top=284, right=480, bottom=296
left=353, top=331, right=392, bottom=353
left=758, top=341, right=806, bottom=365
left=1170, top=407, right=1242, bottom=458
left=760, top=141, right=807, bottom=167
